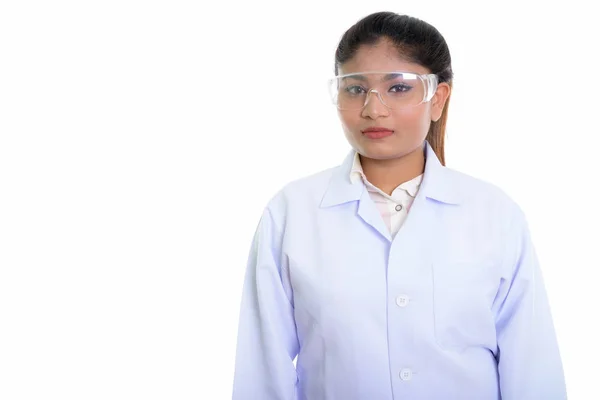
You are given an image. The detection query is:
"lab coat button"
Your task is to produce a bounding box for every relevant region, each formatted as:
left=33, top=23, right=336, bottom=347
left=395, top=204, right=403, bottom=211
left=400, top=368, right=413, bottom=381
left=396, top=294, right=410, bottom=307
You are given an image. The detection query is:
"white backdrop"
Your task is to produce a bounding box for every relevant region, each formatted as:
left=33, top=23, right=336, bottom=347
left=1, top=1, right=598, bottom=399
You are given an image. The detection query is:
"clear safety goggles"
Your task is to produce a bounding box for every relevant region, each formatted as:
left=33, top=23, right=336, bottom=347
left=328, top=71, right=438, bottom=111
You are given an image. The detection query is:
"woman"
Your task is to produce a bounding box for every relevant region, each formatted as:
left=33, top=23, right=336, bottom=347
left=232, top=12, right=566, bottom=400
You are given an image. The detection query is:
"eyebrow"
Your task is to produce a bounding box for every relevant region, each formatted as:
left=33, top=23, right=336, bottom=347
left=341, top=73, right=406, bottom=82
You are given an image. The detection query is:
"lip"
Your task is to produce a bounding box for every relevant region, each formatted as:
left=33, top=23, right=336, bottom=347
left=362, top=127, right=394, bottom=139
left=362, top=127, right=393, bottom=133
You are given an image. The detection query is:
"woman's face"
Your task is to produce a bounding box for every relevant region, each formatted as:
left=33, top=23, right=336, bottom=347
left=337, top=38, right=450, bottom=161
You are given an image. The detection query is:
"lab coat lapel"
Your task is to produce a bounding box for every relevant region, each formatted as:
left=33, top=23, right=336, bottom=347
left=390, top=140, right=461, bottom=264
left=357, top=188, right=392, bottom=242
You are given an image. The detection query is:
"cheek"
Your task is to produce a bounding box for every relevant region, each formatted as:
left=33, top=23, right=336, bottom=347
left=338, top=110, right=358, bottom=129
left=395, top=106, right=431, bottom=132
left=337, top=111, right=362, bottom=138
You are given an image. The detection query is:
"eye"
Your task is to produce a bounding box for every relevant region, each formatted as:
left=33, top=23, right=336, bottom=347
left=344, top=85, right=367, bottom=95
left=389, top=83, right=412, bottom=93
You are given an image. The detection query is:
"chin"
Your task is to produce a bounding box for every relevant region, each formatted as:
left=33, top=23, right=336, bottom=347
left=358, top=140, right=423, bottom=161
left=359, top=146, right=404, bottom=160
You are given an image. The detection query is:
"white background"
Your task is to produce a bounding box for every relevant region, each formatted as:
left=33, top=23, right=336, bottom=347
left=1, top=1, right=598, bottom=399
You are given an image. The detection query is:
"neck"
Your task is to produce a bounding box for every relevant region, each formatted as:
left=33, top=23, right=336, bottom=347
left=360, top=146, right=425, bottom=196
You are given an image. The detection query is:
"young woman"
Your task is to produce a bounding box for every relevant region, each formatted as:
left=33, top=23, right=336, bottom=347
left=232, top=12, right=566, bottom=400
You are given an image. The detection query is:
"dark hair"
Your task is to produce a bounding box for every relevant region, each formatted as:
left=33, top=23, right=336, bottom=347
left=334, top=12, right=453, bottom=165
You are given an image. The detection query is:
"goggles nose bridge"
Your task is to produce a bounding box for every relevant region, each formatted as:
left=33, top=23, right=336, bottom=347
left=363, top=88, right=389, bottom=109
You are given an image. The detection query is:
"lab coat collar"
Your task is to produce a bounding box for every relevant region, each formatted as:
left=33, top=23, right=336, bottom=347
left=320, top=140, right=461, bottom=208
left=420, top=140, right=462, bottom=205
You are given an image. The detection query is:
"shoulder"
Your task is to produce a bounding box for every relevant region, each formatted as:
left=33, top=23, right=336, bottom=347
left=444, top=166, right=525, bottom=220
left=263, top=164, right=339, bottom=220
left=441, top=167, right=532, bottom=269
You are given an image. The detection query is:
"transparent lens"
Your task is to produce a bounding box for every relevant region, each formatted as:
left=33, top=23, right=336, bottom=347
left=328, top=72, right=434, bottom=110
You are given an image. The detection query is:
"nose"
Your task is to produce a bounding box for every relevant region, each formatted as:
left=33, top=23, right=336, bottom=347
left=361, top=89, right=390, bottom=118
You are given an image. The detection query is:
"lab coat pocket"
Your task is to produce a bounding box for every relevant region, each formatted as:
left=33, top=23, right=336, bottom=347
left=432, top=261, right=497, bottom=351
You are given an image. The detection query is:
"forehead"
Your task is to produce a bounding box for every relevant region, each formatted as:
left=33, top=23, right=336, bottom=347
left=339, top=39, right=430, bottom=76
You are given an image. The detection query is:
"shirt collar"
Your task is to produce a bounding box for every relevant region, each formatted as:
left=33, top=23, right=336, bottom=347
left=350, top=152, right=422, bottom=197
left=320, top=140, right=461, bottom=208
left=349, top=152, right=363, bottom=185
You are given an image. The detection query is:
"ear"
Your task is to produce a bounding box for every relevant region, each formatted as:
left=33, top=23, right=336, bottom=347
left=430, top=82, right=451, bottom=122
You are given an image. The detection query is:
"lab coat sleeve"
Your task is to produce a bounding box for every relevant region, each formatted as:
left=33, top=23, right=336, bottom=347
left=494, top=207, right=567, bottom=399
left=232, top=207, right=299, bottom=400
